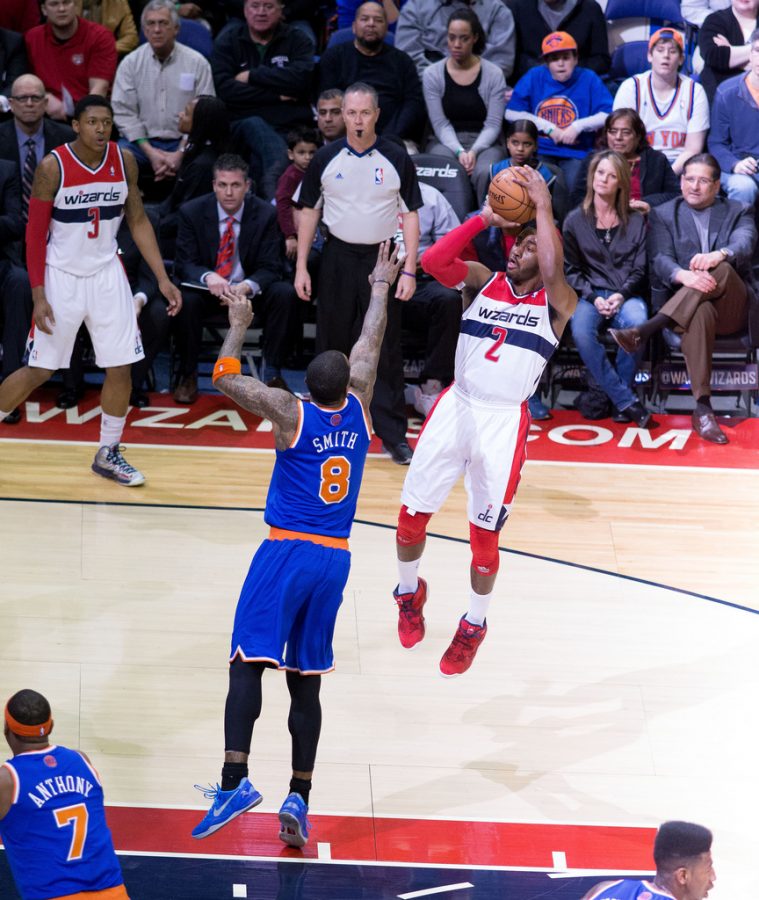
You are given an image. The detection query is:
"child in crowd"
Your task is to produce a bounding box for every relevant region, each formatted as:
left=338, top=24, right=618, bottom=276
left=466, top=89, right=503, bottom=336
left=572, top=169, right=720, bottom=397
left=275, top=126, right=320, bottom=260
left=489, top=118, right=568, bottom=222
left=506, top=31, right=613, bottom=191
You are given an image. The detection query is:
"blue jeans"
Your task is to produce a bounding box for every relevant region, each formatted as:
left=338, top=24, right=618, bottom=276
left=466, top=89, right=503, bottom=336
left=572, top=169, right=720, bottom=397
left=721, top=171, right=759, bottom=206
left=570, top=293, right=647, bottom=410
left=118, top=137, right=180, bottom=174
left=543, top=155, right=583, bottom=194
left=231, top=116, right=288, bottom=200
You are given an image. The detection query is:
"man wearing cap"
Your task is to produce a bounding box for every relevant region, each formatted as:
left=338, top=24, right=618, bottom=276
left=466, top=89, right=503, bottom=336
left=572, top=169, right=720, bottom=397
left=581, top=820, right=715, bottom=900
left=506, top=31, right=612, bottom=189
left=709, top=28, right=759, bottom=207
left=0, top=689, right=130, bottom=899
left=614, top=28, right=709, bottom=175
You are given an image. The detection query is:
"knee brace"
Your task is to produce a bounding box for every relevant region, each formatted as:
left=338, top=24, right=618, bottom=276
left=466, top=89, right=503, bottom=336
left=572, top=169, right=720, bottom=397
left=469, top=523, right=500, bottom=576
left=397, top=505, right=432, bottom=546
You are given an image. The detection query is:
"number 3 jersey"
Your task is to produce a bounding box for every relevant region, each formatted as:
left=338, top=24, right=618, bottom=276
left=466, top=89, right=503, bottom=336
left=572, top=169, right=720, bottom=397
left=264, top=393, right=372, bottom=539
left=0, top=745, right=124, bottom=900
left=48, top=141, right=127, bottom=276
left=456, top=273, right=559, bottom=406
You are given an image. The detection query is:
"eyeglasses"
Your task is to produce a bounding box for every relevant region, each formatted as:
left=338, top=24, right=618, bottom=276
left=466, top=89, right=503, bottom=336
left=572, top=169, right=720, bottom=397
left=682, top=176, right=716, bottom=187
left=608, top=128, right=634, bottom=138
left=11, top=94, right=46, bottom=104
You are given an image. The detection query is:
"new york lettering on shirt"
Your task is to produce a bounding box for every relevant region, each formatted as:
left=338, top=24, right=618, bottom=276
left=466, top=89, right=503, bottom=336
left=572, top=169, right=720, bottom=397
left=27, top=774, right=96, bottom=809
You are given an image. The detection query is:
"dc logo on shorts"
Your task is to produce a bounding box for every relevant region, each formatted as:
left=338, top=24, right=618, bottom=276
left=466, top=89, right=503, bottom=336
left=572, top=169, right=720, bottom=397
left=374, top=167, right=384, bottom=185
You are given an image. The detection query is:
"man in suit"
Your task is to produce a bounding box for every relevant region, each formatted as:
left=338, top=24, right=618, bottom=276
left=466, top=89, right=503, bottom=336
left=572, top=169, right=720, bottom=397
left=173, top=153, right=298, bottom=403
left=0, top=74, right=74, bottom=213
left=610, top=153, right=757, bottom=445
left=0, top=159, right=31, bottom=424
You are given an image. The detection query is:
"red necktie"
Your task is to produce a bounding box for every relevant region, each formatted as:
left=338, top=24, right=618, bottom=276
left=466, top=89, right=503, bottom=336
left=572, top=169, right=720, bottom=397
left=215, top=216, right=236, bottom=278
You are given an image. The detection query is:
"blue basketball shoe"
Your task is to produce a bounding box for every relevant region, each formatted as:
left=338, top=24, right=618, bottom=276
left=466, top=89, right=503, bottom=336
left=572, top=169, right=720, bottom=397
left=278, top=792, right=311, bottom=847
left=191, top=778, right=263, bottom=838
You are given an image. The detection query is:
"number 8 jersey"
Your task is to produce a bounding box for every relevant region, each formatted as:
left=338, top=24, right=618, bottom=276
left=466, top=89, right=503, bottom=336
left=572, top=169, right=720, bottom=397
left=265, top=394, right=372, bottom=539
left=0, top=745, right=125, bottom=900
left=456, top=273, right=559, bottom=406
left=47, top=141, right=127, bottom=276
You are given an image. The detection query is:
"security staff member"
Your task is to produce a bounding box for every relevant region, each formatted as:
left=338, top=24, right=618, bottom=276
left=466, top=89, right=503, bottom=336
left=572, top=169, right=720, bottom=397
left=295, top=81, right=422, bottom=464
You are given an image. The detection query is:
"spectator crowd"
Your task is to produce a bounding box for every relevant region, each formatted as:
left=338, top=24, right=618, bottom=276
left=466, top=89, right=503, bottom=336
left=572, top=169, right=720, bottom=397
left=1, top=0, right=758, bottom=446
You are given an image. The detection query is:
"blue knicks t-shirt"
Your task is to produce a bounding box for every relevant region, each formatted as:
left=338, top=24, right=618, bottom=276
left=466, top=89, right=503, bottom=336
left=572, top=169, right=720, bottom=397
left=265, top=393, right=372, bottom=539
left=586, top=879, right=675, bottom=899
left=0, top=746, right=124, bottom=900
left=508, top=66, right=612, bottom=159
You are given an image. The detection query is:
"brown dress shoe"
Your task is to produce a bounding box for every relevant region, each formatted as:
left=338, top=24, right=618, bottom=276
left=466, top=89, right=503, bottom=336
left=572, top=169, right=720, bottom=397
left=173, top=373, right=198, bottom=404
left=608, top=327, right=642, bottom=354
left=691, top=409, right=728, bottom=444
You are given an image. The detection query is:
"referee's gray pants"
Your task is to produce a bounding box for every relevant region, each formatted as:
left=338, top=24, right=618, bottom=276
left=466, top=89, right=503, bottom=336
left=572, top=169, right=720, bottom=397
left=317, top=236, right=407, bottom=445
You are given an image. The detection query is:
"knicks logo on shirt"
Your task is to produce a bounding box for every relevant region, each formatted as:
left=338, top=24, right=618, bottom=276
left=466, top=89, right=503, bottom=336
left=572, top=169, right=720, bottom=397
left=536, top=96, right=577, bottom=129
left=374, top=167, right=384, bottom=185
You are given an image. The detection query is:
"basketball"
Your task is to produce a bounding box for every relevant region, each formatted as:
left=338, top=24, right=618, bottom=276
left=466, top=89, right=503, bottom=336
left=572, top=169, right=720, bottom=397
left=487, top=169, right=536, bottom=224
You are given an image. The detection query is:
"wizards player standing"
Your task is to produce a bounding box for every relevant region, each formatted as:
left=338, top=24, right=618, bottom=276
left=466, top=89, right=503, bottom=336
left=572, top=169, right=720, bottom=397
left=0, top=690, right=129, bottom=900
left=192, top=243, right=402, bottom=848
left=0, top=95, right=181, bottom=484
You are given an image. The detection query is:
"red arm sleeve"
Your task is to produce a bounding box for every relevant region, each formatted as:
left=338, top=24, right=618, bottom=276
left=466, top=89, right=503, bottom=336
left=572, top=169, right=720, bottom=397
left=26, top=198, right=53, bottom=289
left=420, top=214, right=488, bottom=288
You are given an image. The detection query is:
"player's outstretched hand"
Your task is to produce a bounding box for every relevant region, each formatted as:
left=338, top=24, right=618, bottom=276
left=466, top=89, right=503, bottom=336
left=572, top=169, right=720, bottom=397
left=509, top=165, right=551, bottom=209
left=480, top=201, right=522, bottom=231
left=159, top=278, right=182, bottom=316
left=222, top=292, right=254, bottom=329
left=368, top=240, right=402, bottom=288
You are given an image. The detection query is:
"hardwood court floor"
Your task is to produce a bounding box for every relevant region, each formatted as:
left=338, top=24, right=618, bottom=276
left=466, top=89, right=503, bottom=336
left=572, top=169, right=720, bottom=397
left=1, top=440, right=758, bottom=898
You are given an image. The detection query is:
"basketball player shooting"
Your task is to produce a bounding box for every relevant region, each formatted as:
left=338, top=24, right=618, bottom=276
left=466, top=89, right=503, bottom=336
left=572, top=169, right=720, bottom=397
left=0, top=95, right=181, bottom=486
left=392, top=166, right=577, bottom=676
left=192, top=244, right=402, bottom=849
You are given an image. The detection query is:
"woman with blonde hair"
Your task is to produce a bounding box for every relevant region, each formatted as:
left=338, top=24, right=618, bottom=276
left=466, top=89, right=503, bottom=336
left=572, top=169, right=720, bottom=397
left=563, top=150, right=652, bottom=426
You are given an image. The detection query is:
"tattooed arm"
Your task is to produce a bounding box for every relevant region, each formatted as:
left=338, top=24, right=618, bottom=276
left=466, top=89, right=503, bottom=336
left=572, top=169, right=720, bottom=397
left=348, top=241, right=403, bottom=410
left=213, top=294, right=300, bottom=450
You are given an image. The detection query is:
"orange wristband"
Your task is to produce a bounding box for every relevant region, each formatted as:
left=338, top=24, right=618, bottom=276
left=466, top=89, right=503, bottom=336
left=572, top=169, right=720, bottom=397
left=212, top=356, right=242, bottom=384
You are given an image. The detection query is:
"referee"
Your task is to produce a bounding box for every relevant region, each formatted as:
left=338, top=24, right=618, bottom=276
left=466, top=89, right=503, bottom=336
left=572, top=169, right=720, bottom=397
left=294, top=82, right=421, bottom=464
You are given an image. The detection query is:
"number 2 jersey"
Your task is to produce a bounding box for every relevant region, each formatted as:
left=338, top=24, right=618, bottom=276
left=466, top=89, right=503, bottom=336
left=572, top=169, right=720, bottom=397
left=48, top=141, right=127, bottom=276
left=0, top=745, right=125, bottom=900
left=264, top=393, right=372, bottom=539
left=456, top=272, right=559, bottom=406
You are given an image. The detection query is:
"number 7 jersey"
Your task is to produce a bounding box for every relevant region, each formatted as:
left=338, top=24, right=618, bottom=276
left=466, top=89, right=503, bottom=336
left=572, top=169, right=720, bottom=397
left=48, top=141, right=127, bottom=276
left=456, top=272, right=559, bottom=406
left=0, top=745, right=125, bottom=900
left=264, top=393, right=372, bottom=539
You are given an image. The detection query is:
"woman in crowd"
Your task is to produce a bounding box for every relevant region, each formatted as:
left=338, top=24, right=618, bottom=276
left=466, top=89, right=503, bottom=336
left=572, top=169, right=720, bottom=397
left=490, top=118, right=568, bottom=222
left=422, top=7, right=506, bottom=201
left=563, top=150, right=651, bottom=427
left=699, top=0, right=759, bottom=101
left=571, top=109, right=680, bottom=212
left=158, top=95, right=231, bottom=257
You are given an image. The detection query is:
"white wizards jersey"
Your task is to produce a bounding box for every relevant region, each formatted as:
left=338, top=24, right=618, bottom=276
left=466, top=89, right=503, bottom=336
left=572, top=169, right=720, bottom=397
left=48, top=141, right=127, bottom=276
left=455, top=273, right=559, bottom=406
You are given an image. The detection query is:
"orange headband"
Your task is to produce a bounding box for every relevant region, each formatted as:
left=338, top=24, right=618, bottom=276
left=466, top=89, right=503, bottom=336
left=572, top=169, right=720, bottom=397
left=4, top=705, right=52, bottom=739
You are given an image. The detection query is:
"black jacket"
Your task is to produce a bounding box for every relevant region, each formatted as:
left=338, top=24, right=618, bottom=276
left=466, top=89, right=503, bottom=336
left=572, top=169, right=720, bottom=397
left=563, top=206, right=647, bottom=300
left=699, top=8, right=759, bottom=103
left=570, top=145, right=680, bottom=208
left=0, top=158, right=23, bottom=264
left=0, top=27, right=27, bottom=100
left=175, top=192, right=285, bottom=293
left=0, top=118, right=75, bottom=179
left=318, top=41, right=426, bottom=141
left=506, top=0, right=610, bottom=80
left=211, top=20, right=314, bottom=129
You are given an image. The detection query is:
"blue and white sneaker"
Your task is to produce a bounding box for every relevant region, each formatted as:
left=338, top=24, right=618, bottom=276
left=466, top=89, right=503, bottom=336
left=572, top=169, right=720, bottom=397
left=191, top=778, right=263, bottom=839
left=91, top=443, right=145, bottom=486
left=278, top=792, right=311, bottom=847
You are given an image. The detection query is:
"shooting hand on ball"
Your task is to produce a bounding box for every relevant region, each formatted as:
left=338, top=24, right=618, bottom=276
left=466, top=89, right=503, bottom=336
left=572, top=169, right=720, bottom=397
left=480, top=201, right=522, bottom=231
left=510, top=166, right=551, bottom=210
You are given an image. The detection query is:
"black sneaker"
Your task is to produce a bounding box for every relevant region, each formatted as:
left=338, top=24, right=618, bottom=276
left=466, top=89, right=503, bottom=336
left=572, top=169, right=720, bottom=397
left=616, top=401, right=651, bottom=428
left=382, top=440, right=413, bottom=465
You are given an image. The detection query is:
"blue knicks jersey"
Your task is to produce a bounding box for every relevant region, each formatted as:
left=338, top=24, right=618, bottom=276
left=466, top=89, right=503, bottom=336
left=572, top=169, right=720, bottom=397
left=586, top=879, right=675, bottom=900
left=0, top=746, right=124, bottom=900
left=265, top=393, right=372, bottom=538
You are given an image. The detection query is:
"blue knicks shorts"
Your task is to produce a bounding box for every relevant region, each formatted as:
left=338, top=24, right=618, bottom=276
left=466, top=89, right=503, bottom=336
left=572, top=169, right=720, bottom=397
left=230, top=536, right=351, bottom=674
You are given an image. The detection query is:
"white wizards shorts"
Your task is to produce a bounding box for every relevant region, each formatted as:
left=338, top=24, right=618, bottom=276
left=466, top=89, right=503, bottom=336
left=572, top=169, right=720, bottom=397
left=401, top=385, right=531, bottom=532
left=28, top=256, right=144, bottom=370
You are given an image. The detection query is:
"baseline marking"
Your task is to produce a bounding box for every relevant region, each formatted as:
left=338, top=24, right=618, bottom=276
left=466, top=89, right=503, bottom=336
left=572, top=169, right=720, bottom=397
left=398, top=883, right=475, bottom=899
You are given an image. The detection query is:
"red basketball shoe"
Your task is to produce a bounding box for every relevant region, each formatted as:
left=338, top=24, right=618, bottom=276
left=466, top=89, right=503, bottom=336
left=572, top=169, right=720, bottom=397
left=439, top=616, right=487, bottom=677
left=393, top=578, right=428, bottom=649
